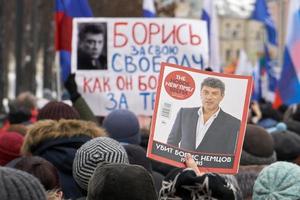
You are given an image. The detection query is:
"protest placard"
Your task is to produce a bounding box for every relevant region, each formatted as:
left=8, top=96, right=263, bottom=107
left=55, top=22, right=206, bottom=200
left=147, top=62, right=253, bottom=174
left=71, top=18, right=208, bottom=116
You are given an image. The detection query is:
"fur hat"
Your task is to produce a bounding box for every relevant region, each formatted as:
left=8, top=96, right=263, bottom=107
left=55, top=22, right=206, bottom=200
left=159, top=169, right=242, bottom=200
left=240, top=124, right=276, bottom=165
left=21, top=119, right=106, bottom=154
left=37, top=101, right=80, bottom=121
left=87, top=163, right=157, bottom=200
left=253, top=161, right=300, bottom=200
left=0, top=131, right=24, bottom=166
left=73, top=137, right=129, bottom=190
left=271, top=130, right=300, bottom=161
left=103, top=109, right=141, bottom=144
left=0, top=167, right=47, bottom=200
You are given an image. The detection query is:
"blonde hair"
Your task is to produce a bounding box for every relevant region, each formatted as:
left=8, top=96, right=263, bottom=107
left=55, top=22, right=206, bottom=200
left=47, top=189, right=63, bottom=200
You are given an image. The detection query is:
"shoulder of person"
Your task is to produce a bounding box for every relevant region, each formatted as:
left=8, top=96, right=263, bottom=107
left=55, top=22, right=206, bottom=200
left=220, top=109, right=240, bottom=124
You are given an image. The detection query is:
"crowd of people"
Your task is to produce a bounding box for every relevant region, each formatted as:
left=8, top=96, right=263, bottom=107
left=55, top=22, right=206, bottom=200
left=0, top=74, right=300, bottom=200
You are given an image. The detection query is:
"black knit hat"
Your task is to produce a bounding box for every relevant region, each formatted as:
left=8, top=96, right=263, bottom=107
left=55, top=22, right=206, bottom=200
left=240, top=124, right=276, bottom=165
left=123, top=144, right=152, bottom=173
left=87, top=163, right=157, bottom=200
left=37, top=101, right=80, bottom=121
left=0, top=167, right=47, bottom=200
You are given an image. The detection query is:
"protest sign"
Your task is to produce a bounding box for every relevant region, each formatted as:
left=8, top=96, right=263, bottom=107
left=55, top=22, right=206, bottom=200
left=71, top=18, right=208, bottom=115
left=147, top=62, right=253, bottom=174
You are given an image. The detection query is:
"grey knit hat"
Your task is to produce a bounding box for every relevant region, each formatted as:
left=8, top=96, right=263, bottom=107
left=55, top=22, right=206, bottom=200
left=253, top=161, right=300, bottom=200
left=0, top=167, right=47, bottom=200
left=73, top=137, right=129, bottom=190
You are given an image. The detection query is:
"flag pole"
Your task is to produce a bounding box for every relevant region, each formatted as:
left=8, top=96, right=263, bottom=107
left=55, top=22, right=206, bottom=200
left=278, top=0, right=285, bottom=78
left=55, top=52, right=62, bottom=101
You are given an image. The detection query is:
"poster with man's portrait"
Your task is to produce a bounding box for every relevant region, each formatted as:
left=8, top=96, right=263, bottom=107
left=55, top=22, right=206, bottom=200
left=71, top=18, right=209, bottom=116
left=74, top=22, right=108, bottom=70
left=147, top=62, right=253, bottom=174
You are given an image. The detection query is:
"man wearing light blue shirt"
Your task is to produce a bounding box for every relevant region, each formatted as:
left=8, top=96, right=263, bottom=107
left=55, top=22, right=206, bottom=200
left=167, top=77, right=240, bottom=154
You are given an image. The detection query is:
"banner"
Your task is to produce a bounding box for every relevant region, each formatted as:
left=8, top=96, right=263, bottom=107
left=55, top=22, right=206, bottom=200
left=71, top=18, right=209, bottom=115
left=147, top=63, right=253, bottom=174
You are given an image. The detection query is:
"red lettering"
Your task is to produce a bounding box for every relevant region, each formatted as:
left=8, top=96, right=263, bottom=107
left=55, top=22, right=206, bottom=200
left=116, top=76, right=124, bottom=90
left=125, top=77, right=133, bottom=90
left=83, top=77, right=92, bottom=93
left=83, top=77, right=111, bottom=93
left=114, top=22, right=128, bottom=47
left=189, top=25, right=201, bottom=45
left=148, top=75, right=157, bottom=89
left=149, top=23, right=160, bottom=43
left=176, top=24, right=188, bottom=45
left=162, top=25, right=176, bottom=44
left=132, top=22, right=147, bottom=45
left=138, top=75, right=157, bottom=91
left=103, top=77, right=111, bottom=91
left=116, top=76, right=133, bottom=91
left=93, top=78, right=103, bottom=92
left=138, top=75, right=147, bottom=91
left=124, top=22, right=201, bottom=46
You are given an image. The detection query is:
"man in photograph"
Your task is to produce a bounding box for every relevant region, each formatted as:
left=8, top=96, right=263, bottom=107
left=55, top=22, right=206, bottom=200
left=167, top=77, right=241, bottom=154
left=77, top=23, right=107, bottom=70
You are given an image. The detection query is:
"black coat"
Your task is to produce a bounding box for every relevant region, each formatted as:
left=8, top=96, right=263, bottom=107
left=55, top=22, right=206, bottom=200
left=32, top=135, right=91, bottom=199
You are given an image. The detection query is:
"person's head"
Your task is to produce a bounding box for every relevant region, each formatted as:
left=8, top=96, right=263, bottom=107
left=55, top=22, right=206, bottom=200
left=16, top=91, right=37, bottom=111
left=102, top=109, right=141, bottom=145
left=87, top=163, right=157, bottom=200
left=14, top=156, right=60, bottom=191
left=37, top=101, right=80, bottom=121
left=0, top=167, right=47, bottom=200
left=78, top=24, right=105, bottom=60
left=8, top=99, right=32, bottom=124
left=73, top=137, right=129, bottom=191
left=200, top=77, right=225, bottom=112
left=240, top=124, right=276, bottom=165
left=21, top=119, right=107, bottom=155
left=0, top=131, right=24, bottom=166
left=253, top=161, right=300, bottom=200
left=13, top=156, right=63, bottom=200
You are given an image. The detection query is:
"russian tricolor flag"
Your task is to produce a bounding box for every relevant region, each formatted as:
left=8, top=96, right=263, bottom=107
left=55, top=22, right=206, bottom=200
left=55, top=0, right=93, bottom=81
left=274, top=0, right=300, bottom=107
left=143, top=0, right=156, bottom=17
left=201, top=0, right=220, bottom=72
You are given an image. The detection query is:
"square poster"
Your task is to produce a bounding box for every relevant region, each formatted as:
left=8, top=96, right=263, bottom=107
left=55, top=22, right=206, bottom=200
left=147, top=62, right=253, bottom=174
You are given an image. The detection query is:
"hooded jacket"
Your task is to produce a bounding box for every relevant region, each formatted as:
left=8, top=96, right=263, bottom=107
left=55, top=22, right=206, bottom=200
left=22, top=119, right=106, bottom=200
